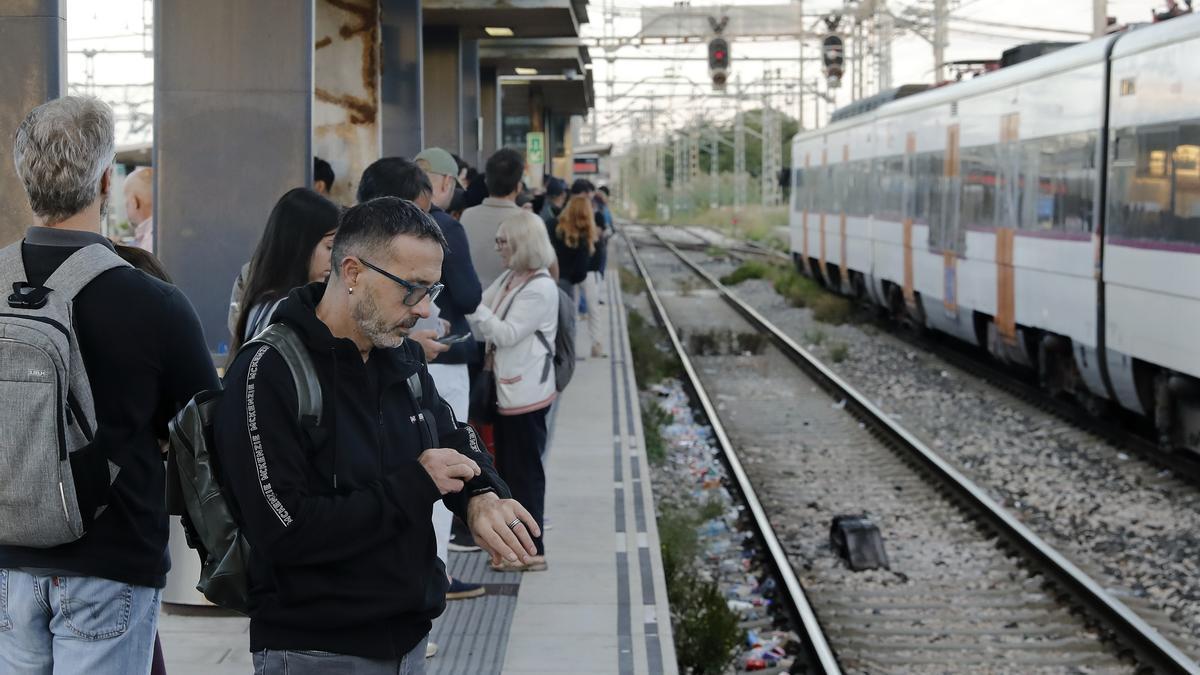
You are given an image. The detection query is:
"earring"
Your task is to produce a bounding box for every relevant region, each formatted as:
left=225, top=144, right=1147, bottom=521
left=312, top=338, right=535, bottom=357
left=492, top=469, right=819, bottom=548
left=348, top=287, right=354, bottom=295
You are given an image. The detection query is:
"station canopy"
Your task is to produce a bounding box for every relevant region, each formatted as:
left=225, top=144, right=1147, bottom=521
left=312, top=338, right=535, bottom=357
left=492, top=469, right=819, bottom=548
left=423, top=0, right=588, bottom=39
left=639, top=4, right=803, bottom=39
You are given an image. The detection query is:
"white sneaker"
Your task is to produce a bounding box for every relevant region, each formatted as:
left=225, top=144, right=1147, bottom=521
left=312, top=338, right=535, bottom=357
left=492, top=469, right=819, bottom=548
left=426, top=641, right=438, bottom=659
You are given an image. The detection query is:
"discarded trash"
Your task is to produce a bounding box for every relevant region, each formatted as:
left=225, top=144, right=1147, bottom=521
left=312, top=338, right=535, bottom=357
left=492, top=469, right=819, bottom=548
left=830, top=514, right=890, bottom=571
left=645, top=376, right=801, bottom=668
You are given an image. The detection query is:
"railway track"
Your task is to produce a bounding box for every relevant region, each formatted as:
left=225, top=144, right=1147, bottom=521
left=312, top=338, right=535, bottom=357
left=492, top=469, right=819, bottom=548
left=620, top=226, right=1200, bottom=674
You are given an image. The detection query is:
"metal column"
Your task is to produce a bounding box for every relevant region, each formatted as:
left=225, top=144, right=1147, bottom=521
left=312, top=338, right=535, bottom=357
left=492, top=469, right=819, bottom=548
left=422, top=26, right=462, bottom=154
left=155, top=0, right=313, bottom=354
left=381, top=0, right=424, bottom=158
left=0, top=0, right=65, bottom=246
left=460, top=39, right=481, bottom=166
left=480, top=66, right=499, bottom=160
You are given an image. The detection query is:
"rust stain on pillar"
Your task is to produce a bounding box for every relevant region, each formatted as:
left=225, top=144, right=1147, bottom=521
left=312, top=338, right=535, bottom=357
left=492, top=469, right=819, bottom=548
left=314, top=0, right=382, bottom=205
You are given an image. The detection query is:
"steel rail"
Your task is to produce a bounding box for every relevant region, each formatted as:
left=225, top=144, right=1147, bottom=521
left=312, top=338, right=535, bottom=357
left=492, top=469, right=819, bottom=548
left=647, top=228, right=1200, bottom=675
left=622, top=230, right=845, bottom=675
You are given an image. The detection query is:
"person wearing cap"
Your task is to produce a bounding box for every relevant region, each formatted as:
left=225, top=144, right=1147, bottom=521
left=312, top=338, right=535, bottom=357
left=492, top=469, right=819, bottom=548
left=415, top=148, right=487, bottom=604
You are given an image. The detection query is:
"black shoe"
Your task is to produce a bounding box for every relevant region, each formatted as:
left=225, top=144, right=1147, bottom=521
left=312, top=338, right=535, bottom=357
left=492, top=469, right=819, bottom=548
left=446, top=578, right=486, bottom=600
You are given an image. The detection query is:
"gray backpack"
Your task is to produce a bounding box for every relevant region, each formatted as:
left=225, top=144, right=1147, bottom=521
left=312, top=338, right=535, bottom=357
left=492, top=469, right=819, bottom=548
left=535, top=284, right=576, bottom=392
left=0, top=242, right=130, bottom=547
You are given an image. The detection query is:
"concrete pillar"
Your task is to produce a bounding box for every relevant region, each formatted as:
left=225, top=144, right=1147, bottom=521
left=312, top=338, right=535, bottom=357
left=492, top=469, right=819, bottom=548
left=314, top=0, right=381, bottom=206
left=422, top=26, right=461, bottom=154
left=480, top=66, right=498, bottom=161
left=381, top=0, right=423, bottom=158
left=460, top=39, right=481, bottom=167
left=0, top=0, right=65, bottom=246
left=155, top=0, right=313, bottom=353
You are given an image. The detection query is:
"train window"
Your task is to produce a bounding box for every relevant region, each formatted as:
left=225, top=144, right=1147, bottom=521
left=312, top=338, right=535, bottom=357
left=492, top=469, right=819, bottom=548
left=960, top=144, right=996, bottom=230
left=1109, top=121, right=1200, bottom=245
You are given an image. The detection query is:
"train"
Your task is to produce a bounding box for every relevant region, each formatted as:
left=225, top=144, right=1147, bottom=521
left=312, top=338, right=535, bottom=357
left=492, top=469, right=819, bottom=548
left=788, top=14, right=1200, bottom=454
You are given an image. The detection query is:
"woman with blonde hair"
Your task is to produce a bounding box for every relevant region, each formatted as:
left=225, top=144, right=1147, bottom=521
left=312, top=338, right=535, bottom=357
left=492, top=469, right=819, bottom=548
left=551, top=194, right=603, bottom=357
left=468, top=211, right=559, bottom=571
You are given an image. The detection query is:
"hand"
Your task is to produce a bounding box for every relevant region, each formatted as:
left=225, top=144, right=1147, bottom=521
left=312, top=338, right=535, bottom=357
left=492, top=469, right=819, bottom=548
left=467, top=493, right=541, bottom=565
left=418, top=448, right=481, bottom=495
left=410, top=329, right=450, bottom=362
left=438, top=319, right=451, bottom=336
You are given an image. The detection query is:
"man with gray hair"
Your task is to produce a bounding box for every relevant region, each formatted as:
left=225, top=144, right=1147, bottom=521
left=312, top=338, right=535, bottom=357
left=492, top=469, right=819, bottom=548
left=0, top=96, right=219, bottom=672
left=213, top=197, right=537, bottom=673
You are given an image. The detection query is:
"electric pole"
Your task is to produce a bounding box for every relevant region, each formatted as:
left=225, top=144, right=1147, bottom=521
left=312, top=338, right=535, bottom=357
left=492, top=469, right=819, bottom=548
left=933, top=0, right=948, bottom=82
left=1093, top=0, right=1108, bottom=37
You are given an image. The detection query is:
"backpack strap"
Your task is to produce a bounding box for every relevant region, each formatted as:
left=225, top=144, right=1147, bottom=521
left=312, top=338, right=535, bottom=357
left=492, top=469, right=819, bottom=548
left=534, top=330, right=554, bottom=384
left=0, top=242, right=25, bottom=280
left=246, top=324, right=322, bottom=426
left=43, top=244, right=131, bottom=300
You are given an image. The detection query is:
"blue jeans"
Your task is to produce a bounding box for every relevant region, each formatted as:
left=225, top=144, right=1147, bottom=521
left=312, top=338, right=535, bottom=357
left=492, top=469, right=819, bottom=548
left=253, top=635, right=429, bottom=675
left=0, top=569, right=162, bottom=675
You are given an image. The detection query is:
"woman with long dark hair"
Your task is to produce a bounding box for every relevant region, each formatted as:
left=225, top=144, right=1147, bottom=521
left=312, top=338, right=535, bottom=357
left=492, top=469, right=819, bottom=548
left=229, top=188, right=340, bottom=353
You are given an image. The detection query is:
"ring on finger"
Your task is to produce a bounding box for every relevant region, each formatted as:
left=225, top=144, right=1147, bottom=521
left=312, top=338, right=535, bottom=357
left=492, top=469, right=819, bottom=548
left=507, top=518, right=521, bottom=530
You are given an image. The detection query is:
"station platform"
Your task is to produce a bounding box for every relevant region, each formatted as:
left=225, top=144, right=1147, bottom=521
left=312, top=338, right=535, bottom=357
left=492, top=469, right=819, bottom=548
left=159, top=270, right=677, bottom=675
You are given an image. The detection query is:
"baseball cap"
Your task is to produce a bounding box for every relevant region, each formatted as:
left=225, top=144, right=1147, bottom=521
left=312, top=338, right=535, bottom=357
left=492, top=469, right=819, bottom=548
left=414, top=147, right=459, bottom=177
left=545, top=178, right=566, bottom=197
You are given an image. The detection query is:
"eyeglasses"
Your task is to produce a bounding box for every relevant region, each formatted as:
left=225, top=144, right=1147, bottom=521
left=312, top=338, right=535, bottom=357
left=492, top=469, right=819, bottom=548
left=357, top=258, right=444, bottom=307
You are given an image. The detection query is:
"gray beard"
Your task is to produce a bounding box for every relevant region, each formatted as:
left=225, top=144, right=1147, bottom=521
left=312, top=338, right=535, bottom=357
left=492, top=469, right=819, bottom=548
left=352, top=285, right=407, bottom=349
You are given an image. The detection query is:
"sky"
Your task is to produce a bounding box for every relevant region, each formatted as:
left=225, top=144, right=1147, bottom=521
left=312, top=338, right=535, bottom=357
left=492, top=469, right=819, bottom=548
left=67, top=0, right=1170, bottom=149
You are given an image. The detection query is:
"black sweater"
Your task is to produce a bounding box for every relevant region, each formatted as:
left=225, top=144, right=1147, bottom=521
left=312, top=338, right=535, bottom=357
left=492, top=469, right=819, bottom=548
left=213, top=283, right=508, bottom=659
left=547, top=221, right=590, bottom=285
left=430, top=207, right=482, bottom=365
left=0, top=227, right=219, bottom=588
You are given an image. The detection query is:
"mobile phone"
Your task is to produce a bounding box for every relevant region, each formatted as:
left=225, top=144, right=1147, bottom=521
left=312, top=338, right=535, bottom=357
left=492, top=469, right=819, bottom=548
left=436, top=333, right=471, bottom=345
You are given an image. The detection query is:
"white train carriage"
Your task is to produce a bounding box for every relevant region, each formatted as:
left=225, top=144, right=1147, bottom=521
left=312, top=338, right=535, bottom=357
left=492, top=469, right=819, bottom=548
left=789, top=14, right=1200, bottom=452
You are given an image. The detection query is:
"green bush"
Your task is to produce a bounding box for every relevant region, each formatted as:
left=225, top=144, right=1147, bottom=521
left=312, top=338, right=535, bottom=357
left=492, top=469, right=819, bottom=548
left=627, top=309, right=681, bottom=386
left=619, top=265, right=646, bottom=295
left=642, top=401, right=672, bottom=466
left=673, top=580, right=745, bottom=674
left=658, top=500, right=744, bottom=673
left=812, top=294, right=855, bottom=325
left=829, top=342, right=849, bottom=363
left=719, top=260, right=773, bottom=286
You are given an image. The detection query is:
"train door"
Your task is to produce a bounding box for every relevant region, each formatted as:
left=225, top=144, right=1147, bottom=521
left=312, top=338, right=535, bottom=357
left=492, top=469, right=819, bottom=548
left=902, top=132, right=917, bottom=310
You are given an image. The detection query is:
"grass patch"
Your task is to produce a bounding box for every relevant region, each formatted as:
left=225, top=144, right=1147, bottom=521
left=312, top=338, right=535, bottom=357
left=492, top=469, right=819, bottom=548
left=705, top=245, right=728, bottom=259
left=641, top=400, right=672, bottom=466
left=627, top=309, right=681, bottom=386
left=804, top=328, right=826, bottom=346
left=719, top=261, right=856, bottom=327
left=719, top=260, right=774, bottom=286
left=811, top=294, right=855, bottom=325
left=619, top=265, right=646, bottom=295
left=829, top=342, right=849, bottom=363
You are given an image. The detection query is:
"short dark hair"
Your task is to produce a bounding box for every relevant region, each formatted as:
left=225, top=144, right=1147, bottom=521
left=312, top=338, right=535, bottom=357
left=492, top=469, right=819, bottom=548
left=484, top=148, right=525, bottom=197
left=331, top=197, right=447, bottom=277
left=314, top=156, right=335, bottom=188
left=357, top=157, right=432, bottom=203
left=598, top=185, right=610, bottom=196
left=570, top=178, right=595, bottom=195
left=450, top=153, right=469, bottom=176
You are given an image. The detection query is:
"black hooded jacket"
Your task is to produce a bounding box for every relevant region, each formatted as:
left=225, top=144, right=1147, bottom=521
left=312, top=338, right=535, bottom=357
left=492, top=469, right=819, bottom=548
left=213, top=282, right=507, bottom=659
